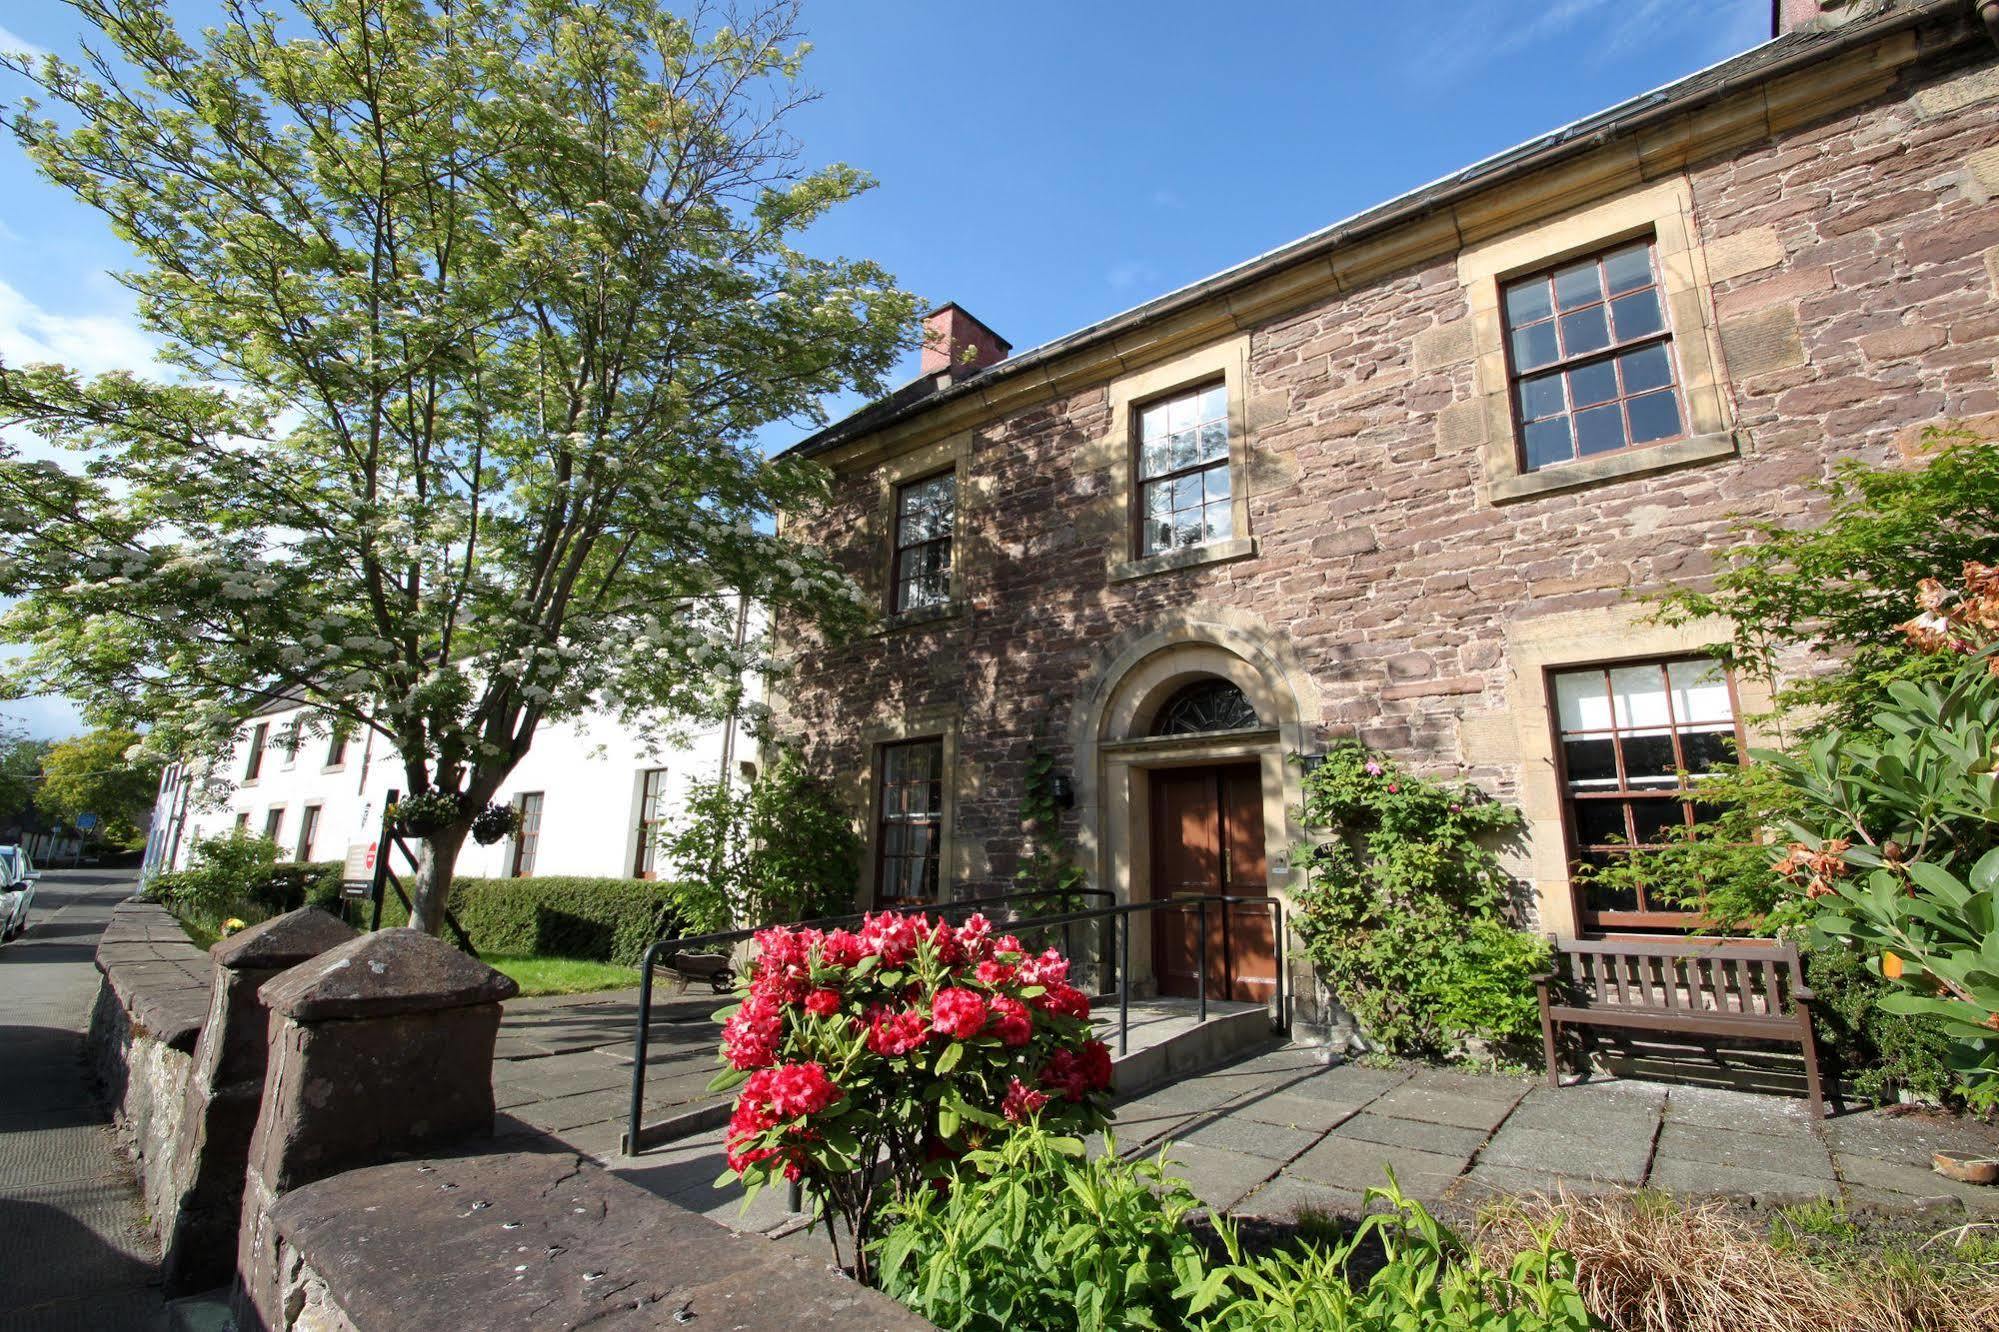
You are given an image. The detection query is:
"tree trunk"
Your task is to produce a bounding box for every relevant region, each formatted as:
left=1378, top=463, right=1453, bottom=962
left=409, top=821, right=469, bottom=936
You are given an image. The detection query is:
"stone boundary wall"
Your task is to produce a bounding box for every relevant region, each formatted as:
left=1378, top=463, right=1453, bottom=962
left=263, top=1150, right=933, bottom=1331
left=85, top=897, right=213, bottom=1240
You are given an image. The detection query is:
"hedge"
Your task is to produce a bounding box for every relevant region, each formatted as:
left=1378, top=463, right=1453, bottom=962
left=152, top=858, right=345, bottom=941
left=372, top=875, right=688, bottom=965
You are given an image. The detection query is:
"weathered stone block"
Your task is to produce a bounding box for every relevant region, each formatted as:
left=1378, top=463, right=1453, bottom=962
left=163, top=908, right=355, bottom=1295
left=1718, top=304, right=1807, bottom=377
left=1703, top=225, right=1784, bottom=283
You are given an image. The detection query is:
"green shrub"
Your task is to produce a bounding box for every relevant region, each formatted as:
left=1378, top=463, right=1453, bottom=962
left=373, top=873, right=686, bottom=965
left=1292, top=741, right=1547, bottom=1059
left=873, top=1126, right=1213, bottom=1332
left=1802, top=939, right=1962, bottom=1107
left=153, top=830, right=343, bottom=938
left=872, top=1126, right=1593, bottom=1332
left=658, top=749, right=861, bottom=932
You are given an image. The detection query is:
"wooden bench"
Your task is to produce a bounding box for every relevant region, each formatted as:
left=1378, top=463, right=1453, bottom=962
left=1534, top=936, right=1826, bottom=1118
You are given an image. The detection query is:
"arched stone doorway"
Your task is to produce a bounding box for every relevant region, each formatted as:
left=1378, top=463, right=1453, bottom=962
left=1068, top=610, right=1315, bottom=1005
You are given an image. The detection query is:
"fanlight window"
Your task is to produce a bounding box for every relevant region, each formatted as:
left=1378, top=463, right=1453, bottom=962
left=1151, top=678, right=1259, bottom=736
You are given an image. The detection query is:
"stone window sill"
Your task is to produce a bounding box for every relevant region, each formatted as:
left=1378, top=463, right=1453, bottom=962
left=1109, top=536, right=1258, bottom=584
left=1488, top=431, right=1739, bottom=505
left=876, top=601, right=966, bottom=636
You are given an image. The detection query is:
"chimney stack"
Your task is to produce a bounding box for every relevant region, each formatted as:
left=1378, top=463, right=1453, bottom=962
left=1770, top=0, right=1861, bottom=37
left=921, top=303, right=1011, bottom=380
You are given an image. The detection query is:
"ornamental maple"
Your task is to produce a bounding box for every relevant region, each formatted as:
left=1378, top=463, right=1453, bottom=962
left=711, top=910, right=1111, bottom=1284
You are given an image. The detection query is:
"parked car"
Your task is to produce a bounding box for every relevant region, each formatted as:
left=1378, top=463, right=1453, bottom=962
left=0, top=846, right=38, bottom=942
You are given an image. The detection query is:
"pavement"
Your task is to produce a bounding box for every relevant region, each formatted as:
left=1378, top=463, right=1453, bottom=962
left=1099, top=1045, right=1999, bottom=1225
left=0, top=867, right=169, bottom=1332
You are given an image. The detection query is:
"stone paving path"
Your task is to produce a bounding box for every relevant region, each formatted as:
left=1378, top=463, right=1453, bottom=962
left=1103, top=1044, right=1999, bottom=1224
left=0, top=869, right=169, bottom=1332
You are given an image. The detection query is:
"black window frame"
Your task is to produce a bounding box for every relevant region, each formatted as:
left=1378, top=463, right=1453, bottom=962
left=244, top=722, right=270, bottom=782
left=891, top=472, right=956, bottom=615
left=511, top=792, right=544, bottom=877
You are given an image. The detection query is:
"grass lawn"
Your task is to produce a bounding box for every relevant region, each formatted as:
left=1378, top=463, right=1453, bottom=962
left=485, top=953, right=640, bottom=996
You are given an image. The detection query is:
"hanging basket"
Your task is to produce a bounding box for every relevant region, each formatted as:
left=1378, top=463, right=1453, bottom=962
left=470, top=801, right=522, bottom=846
left=387, top=789, right=463, bottom=837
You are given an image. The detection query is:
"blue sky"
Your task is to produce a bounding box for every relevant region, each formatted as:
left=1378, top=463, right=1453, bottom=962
left=0, top=0, right=1775, bottom=737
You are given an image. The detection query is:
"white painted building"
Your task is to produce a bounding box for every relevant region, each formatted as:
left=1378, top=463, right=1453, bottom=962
left=145, top=685, right=759, bottom=884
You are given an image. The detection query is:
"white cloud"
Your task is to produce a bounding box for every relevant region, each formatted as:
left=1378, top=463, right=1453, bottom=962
left=0, top=278, right=159, bottom=380
left=0, top=24, right=49, bottom=62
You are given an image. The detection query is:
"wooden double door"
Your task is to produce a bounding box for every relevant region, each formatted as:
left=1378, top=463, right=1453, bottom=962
left=1149, top=762, right=1274, bottom=1003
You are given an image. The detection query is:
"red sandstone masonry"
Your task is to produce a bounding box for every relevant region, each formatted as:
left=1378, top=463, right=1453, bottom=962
left=776, top=47, right=1999, bottom=903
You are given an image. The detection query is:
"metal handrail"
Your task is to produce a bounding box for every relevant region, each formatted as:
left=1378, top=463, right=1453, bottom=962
left=624, top=891, right=1287, bottom=1157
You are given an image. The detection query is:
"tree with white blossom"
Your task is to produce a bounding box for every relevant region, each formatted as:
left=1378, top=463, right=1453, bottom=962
left=0, top=0, right=915, bottom=931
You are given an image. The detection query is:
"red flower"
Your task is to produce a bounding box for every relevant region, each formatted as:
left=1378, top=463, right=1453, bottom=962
left=817, top=929, right=866, bottom=970
left=865, top=1004, right=931, bottom=1056
left=931, top=987, right=988, bottom=1040
left=1017, top=947, right=1070, bottom=987
left=974, top=957, right=1018, bottom=987
left=861, top=912, right=923, bottom=967
left=749, top=1061, right=842, bottom=1119
left=1033, top=982, right=1091, bottom=1021
left=721, top=993, right=783, bottom=1070
left=1039, top=1040, right=1113, bottom=1101
left=989, top=994, right=1033, bottom=1047
left=954, top=912, right=994, bottom=962
left=803, top=988, right=843, bottom=1017
left=1002, top=1076, right=1050, bottom=1123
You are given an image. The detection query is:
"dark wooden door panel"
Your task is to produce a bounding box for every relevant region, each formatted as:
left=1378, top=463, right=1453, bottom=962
left=1151, top=762, right=1273, bottom=1002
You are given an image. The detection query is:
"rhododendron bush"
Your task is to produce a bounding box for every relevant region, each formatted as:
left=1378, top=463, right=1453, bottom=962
left=709, top=910, right=1113, bottom=1280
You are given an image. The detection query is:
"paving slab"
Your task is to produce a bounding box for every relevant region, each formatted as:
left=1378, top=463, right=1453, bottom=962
left=1660, top=1083, right=1819, bottom=1135
left=1835, top=1152, right=1999, bottom=1218
left=1369, top=1082, right=1521, bottom=1133
left=1650, top=1156, right=1839, bottom=1203
left=1180, top=1114, right=1321, bottom=1161
left=1402, top=1066, right=1535, bottom=1103
left=1823, top=1108, right=1999, bottom=1169
left=1232, top=1173, right=1367, bottom=1223
left=1157, top=1141, right=1279, bottom=1213
left=1288, top=1063, right=1414, bottom=1102
left=1229, top=1089, right=1367, bottom=1134
left=1287, top=1134, right=1466, bottom=1201
left=1476, top=1124, right=1651, bottom=1185
left=1332, top=1110, right=1492, bottom=1159
left=1652, top=1121, right=1835, bottom=1179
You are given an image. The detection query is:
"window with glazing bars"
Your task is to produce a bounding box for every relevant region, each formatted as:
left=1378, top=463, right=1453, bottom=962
left=1137, top=383, right=1230, bottom=555
left=1551, top=658, right=1742, bottom=928
left=244, top=722, right=269, bottom=781
left=296, top=804, right=321, bottom=861
left=876, top=739, right=943, bottom=906
left=512, top=792, right=544, bottom=877
left=633, top=767, right=669, bottom=878
left=892, top=473, right=955, bottom=613
left=262, top=807, right=284, bottom=843
left=1504, top=240, right=1684, bottom=472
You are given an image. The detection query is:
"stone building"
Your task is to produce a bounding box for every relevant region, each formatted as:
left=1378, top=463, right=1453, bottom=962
left=771, top=0, right=1999, bottom=1013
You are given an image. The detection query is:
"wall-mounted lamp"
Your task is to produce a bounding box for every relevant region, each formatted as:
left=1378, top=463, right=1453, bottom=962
left=1048, top=773, right=1075, bottom=810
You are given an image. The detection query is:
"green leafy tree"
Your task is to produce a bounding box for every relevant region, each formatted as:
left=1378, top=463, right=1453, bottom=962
left=38, top=726, right=162, bottom=848
left=0, top=729, right=50, bottom=832
left=1648, top=429, right=1999, bottom=734
left=0, top=0, right=918, bottom=931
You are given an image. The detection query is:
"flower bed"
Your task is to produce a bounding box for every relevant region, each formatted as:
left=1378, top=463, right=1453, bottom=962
left=712, top=910, right=1112, bottom=1282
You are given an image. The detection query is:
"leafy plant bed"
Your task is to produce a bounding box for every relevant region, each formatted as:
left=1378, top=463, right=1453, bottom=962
left=484, top=954, right=639, bottom=997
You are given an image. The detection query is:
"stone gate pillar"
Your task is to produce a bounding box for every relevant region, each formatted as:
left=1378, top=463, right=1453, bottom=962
left=233, top=929, right=518, bottom=1329
left=163, top=907, right=356, bottom=1295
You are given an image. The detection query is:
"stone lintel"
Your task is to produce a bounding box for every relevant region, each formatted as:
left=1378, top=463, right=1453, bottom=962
left=211, top=906, right=356, bottom=973
left=259, top=928, right=518, bottom=1022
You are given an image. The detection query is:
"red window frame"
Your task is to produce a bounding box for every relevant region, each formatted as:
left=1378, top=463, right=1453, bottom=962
left=1549, top=657, right=1747, bottom=933
left=511, top=792, right=544, bottom=878
left=875, top=739, right=944, bottom=907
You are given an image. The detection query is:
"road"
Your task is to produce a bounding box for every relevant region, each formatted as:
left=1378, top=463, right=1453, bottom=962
left=0, top=867, right=169, bottom=1331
